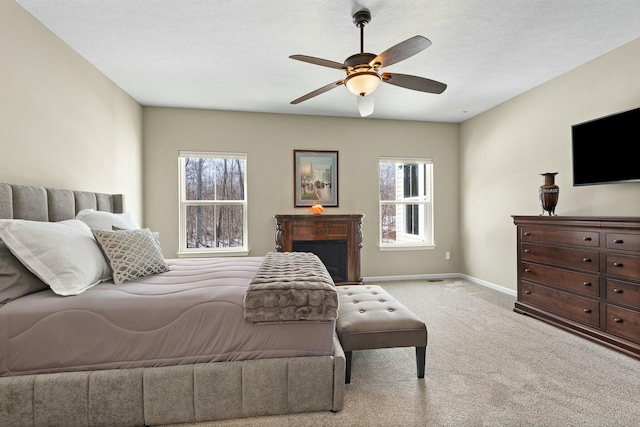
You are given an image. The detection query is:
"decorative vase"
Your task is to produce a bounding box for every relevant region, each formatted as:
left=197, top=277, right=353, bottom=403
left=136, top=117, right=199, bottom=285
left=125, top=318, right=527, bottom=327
left=539, top=172, right=559, bottom=216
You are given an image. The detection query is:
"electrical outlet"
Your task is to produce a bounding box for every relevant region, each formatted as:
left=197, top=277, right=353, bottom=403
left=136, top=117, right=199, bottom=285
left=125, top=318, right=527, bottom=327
left=445, top=252, right=451, bottom=260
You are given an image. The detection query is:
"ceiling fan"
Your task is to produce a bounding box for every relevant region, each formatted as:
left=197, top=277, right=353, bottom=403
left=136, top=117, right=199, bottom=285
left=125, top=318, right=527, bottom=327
left=289, top=8, right=447, bottom=117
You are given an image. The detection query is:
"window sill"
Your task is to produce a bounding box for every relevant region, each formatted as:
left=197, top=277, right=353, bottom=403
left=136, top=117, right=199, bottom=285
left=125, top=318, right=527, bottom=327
left=378, top=244, right=435, bottom=252
left=177, top=249, right=249, bottom=258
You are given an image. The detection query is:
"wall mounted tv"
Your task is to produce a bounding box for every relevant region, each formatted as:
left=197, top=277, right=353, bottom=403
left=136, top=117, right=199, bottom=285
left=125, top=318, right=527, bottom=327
left=572, top=106, right=640, bottom=186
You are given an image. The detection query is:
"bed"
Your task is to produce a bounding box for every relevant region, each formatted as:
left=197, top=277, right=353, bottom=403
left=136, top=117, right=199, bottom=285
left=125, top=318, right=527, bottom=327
left=0, top=183, right=345, bottom=427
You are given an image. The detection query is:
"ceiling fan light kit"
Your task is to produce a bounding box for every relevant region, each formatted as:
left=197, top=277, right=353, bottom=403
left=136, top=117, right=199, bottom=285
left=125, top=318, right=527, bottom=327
left=345, top=72, right=381, bottom=96
left=290, top=8, right=447, bottom=117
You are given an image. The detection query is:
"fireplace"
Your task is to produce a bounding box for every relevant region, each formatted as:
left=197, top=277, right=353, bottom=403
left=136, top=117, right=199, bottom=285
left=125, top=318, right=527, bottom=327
left=274, top=214, right=364, bottom=285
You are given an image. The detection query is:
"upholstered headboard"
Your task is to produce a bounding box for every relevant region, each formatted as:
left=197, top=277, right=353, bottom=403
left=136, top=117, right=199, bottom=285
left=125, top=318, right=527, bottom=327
left=0, top=183, right=124, bottom=221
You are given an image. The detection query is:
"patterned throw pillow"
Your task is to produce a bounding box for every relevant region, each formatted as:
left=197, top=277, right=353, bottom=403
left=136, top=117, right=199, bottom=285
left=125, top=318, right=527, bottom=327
left=92, top=228, right=170, bottom=285
left=112, top=226, right=161, bottom=248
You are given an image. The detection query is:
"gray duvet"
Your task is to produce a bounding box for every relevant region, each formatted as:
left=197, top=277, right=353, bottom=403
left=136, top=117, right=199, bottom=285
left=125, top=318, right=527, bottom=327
left=0, top=257, right=335, bottom=377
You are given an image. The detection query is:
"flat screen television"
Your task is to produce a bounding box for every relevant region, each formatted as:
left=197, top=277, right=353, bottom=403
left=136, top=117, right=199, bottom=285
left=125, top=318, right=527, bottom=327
left=572, top=106, right=640, bottom=186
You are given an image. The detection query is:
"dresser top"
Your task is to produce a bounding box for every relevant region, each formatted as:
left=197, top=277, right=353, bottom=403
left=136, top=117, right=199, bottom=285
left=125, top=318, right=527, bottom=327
left=512, top=215, right=640, bottom=230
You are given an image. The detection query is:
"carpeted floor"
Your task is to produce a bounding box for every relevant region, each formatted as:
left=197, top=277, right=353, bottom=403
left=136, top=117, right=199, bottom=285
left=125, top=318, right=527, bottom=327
left=164, top=279, right=640, bottom=427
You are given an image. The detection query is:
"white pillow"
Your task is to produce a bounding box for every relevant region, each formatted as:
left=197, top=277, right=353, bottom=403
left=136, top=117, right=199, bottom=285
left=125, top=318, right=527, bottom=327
left=0, top=219, right=111, bottom=296
left=76, top=209, right=140, bottom=231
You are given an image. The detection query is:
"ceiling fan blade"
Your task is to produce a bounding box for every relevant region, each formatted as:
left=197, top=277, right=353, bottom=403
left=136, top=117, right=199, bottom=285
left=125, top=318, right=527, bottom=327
left=381, top=72, right=447, bottom=94
left=291, top=80, right=345, bottom=104
left=289, top=55, right=346, bottom=70
left=357, top=95, right=374, bottom=117
left=370, top=36, right=432, bottom=69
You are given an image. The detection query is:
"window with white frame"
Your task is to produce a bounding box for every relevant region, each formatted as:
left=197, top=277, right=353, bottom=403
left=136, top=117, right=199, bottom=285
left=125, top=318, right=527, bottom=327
left=379, top=157, right=434, bottom=249
left=178, top=151, right=248, bottom=256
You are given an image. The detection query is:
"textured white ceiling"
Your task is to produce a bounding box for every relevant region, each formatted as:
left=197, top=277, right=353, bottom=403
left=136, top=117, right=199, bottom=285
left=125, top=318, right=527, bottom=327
left=15, top=0, right=640, bottom=123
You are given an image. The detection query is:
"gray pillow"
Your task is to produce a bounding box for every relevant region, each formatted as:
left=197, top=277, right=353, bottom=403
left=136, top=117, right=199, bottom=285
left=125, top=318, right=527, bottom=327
left=92, top=228, right=170, bottom=285
left=0, top=240, right=48, bottom=305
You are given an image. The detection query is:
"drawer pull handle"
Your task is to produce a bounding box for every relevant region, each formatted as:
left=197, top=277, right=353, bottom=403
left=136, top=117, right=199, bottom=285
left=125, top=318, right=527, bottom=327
left=583, top=308, right=591, bottom=313
left=613, top=239, right=624, bottom=244
left=523, top=232, right=531, bottom=236
left=582, top=282, right=591, bottom=287
left=614, top=318, right=622, bottom=323
left=524, top=268, right=531, bottom=273
left=583, top=237, right=592, bottom=241
left=582, top=258, right=592, bottom=263
left=613, top=262, right=623, bottom=267
left=613, top=288, right=623, bottom=294
left=524, top=290, right=531, bottom=294
left=524, top=249, right=531, bottom=253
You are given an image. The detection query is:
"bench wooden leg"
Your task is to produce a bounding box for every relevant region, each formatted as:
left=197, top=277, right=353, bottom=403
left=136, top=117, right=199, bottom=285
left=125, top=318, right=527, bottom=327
left=345, top=351, right=352, bottom=384
left=416, top=346, right=426, bottom=378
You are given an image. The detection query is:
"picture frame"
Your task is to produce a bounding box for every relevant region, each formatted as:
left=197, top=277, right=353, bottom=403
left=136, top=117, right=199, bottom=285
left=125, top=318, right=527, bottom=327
left=294, top=150, right=339, bottom=207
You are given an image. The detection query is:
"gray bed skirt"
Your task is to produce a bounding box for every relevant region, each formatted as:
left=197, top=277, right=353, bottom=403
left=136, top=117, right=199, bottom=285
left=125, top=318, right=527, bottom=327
left=0, top=334, right=345, bottom=426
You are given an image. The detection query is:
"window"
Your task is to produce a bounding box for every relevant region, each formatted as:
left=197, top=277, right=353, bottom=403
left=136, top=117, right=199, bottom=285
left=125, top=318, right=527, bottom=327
left=178, top=151, right=248, bottom=256
left=379, top=157, right=434, bottom=249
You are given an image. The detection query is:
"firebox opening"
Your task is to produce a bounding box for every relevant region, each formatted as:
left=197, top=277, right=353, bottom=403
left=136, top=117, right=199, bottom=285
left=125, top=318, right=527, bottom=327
left=291, top=240, right=348, bottom=283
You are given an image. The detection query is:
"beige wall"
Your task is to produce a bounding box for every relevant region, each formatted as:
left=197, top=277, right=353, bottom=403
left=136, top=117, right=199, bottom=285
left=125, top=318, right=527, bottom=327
left=460, top=37, right=640, bottom=291
left=143, top=108, right=460, bottom=278
left=0, top=1, right=143, bottom=220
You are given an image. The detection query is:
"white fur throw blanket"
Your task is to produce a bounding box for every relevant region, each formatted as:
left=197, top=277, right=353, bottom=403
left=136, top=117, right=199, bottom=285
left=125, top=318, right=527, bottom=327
left=243, top=252, right=338, bottom=323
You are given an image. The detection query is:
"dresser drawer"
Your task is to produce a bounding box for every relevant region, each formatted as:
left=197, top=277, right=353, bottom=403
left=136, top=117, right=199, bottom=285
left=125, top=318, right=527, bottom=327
left=521, top=281, right=600, bottom=328
left=521, top=262, right=599, bottom=297
left=522, top=243, right=599, bottom=272
left=607, top=279, right=640, bottom=309
left=606, top=253, right=640, bottom=281
left=521, top=227, right=599, bottom=247
left=607, top=305, right=640, bottom=344
left=606, top=233, right=640, bottom=252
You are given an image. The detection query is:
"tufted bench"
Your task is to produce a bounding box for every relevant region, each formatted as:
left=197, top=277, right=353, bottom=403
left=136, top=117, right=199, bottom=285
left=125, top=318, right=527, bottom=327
left=336, top=285, right=428, bottom=383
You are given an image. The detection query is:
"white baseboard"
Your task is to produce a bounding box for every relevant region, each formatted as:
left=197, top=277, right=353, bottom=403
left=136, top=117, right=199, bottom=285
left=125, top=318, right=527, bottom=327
left=363, top=273, right=517, bottom=297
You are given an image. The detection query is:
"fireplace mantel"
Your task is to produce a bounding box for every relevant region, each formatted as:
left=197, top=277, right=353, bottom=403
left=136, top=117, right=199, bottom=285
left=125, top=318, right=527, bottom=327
left=274, top=214, right=364, bottom=285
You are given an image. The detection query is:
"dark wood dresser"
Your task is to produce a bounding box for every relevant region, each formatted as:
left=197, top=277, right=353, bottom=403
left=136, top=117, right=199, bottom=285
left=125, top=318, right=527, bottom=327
left=274, top=214, right=364, bottom=285
left=513, top=216, right=640, bottom=359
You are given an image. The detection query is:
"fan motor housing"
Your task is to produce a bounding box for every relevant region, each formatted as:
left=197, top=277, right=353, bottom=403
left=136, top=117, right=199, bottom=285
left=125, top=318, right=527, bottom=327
left=344, top=53, right=377, bottom=68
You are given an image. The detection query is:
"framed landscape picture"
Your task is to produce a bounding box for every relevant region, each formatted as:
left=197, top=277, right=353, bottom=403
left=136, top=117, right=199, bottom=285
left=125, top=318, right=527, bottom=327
left=294, top=150, right=339, bottom=207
